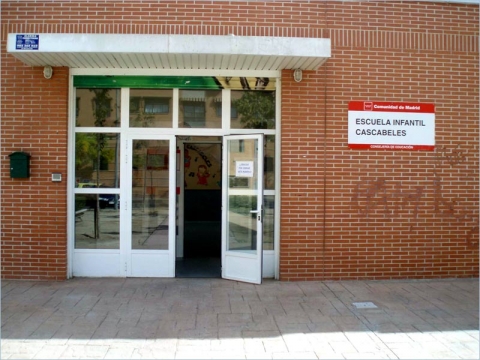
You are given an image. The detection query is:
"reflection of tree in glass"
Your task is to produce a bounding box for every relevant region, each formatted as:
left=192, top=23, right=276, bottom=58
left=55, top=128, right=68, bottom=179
left=131, top=98, right=155, bottom=127
left=75, top=133, right=95, bottom=180
left=233, top=92, right=275, bottom=129
left=131, top=98, right=155, bottom=150
left=230, top=196, right=257, bottom=215
left=93, top=90, right=113, bottom=238
left=75, top=90, right=115, bottom=181
left=92, top=89, right=112, bottom=126
left=75, top=89, right=118, bottom=178
left=90, top=89, right=113, bottom=168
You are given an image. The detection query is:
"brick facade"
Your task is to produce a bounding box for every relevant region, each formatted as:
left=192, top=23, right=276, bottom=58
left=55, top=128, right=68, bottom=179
left=1, top=1, right=478, bottom=280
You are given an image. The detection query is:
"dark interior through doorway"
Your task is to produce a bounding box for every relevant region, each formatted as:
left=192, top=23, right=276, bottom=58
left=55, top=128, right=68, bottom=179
left=176, top=141, right=222, bottom=278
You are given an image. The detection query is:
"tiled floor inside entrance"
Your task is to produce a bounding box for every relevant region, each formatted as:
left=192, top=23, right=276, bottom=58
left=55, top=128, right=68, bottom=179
left=1, top=278, right=478, bottom=359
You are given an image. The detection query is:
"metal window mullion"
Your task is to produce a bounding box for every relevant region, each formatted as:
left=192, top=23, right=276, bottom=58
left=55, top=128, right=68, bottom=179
left=67, top=72, right=76, bottom=279
left=119, top=87, right=130, bottom=277
left=222, top=89, right=231, bottom=131
left=173, top=88, right=179, bottom=128
left=274, top=77, right=281, bottom=280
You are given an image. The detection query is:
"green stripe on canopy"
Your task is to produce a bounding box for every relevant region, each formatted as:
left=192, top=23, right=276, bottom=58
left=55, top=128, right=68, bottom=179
left=74, top=76, right=223, bottom=89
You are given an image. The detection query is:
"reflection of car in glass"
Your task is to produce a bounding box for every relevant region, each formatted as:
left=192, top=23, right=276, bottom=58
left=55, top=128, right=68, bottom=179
left=98, top=185, right=120, bottom=209
left=76, top=182, right=119, bottom=209
left=77, top=182, right=102, bottom=188
left=99, top=194, right=120, bottom=209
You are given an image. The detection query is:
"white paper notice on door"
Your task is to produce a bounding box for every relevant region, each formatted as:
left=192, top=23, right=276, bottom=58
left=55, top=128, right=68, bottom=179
left=235, top=161, right=254, bottom=177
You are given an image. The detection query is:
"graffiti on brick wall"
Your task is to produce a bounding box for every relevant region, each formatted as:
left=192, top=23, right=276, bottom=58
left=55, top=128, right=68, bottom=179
left=353, top=144, right=478, bottom=248
left=433, top=144, right=478, bottom=248
left=433, top=145, right=468, bottom=219
left=353, top=179, right=424, bottom=219
left=467, top=226, right=479, bottom=248
left=434, top=144, right=466, bottom=167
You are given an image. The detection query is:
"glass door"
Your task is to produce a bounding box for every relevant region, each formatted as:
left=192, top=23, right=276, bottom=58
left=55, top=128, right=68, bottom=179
left=222, top=134, right=264, bottom=284
left=125, top=135, right=176, bottom=277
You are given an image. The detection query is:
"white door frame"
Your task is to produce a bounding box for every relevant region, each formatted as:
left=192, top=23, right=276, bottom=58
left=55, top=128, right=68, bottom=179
left=124, top=134, right=177, bottom=277
left=222, top=134, right=264, bottom=284
left=67, top=71, right=281, bottom=280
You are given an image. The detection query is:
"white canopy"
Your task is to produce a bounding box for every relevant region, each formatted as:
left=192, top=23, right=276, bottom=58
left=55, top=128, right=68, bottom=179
left=7, top=33, right=331, bottom=71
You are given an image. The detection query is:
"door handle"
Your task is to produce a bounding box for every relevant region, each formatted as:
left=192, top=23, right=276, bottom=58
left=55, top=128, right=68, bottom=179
left=250, top=210, right=261, bottom=222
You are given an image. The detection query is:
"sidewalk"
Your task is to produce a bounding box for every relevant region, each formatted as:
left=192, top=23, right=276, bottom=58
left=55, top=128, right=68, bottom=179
left=1, top=277, right=479, bottom=359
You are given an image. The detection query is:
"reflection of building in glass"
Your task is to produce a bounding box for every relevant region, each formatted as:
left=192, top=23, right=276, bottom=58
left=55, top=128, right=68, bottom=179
left=130, top=89, right=173, bottom=128
left=76, top=88, right=121, bottom=127
left=179, top=90, right=222, bottom=128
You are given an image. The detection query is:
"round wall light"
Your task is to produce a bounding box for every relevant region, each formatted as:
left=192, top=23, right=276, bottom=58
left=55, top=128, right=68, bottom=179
left=293, top=69, right=302, bottom=82
left=43, top=66, right=53, bottom=79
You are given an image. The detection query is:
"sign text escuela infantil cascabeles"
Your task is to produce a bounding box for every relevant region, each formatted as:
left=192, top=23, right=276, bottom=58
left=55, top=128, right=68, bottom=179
left=348, top=101, right=435, bottom=150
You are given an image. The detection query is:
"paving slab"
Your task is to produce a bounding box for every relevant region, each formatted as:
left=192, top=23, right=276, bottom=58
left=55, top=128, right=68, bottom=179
left=1, top=278, right=478, bottom=359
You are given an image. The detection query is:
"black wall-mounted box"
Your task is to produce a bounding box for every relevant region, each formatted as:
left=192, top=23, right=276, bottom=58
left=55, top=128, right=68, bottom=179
left=9, top=152, right=31, bottom=178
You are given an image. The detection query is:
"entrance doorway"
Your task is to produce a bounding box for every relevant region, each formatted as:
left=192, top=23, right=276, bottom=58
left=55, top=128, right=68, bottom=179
left=176, top=138, right=223, bottom=278
left=71, top=78, right=274, bottom=282
left=175, top=135, right=265, bottom=284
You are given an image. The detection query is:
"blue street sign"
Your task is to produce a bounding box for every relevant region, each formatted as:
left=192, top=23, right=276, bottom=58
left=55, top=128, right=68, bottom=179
left=16, top=34, right=39, bottom=50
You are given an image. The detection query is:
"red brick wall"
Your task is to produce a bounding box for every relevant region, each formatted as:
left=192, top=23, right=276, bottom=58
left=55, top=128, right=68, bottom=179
left=280, top=1, right=479, bottom=280
left=0, top=57, right=69, bottom=280
left=1, top=1, right=478, bottom=281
